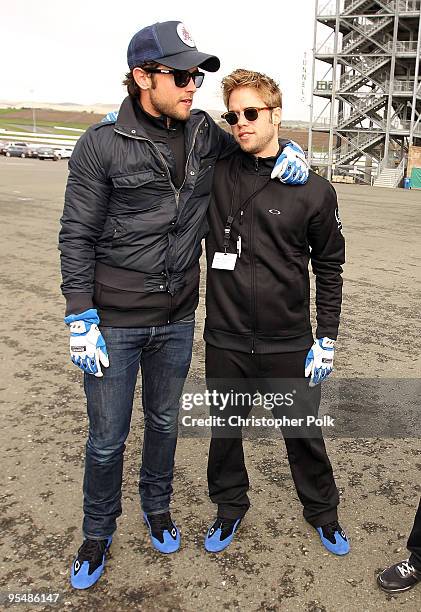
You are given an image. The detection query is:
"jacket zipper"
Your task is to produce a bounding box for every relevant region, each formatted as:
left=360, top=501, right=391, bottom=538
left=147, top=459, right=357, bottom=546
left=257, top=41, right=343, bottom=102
left=168, top=118, right=205, bottom=281
left=177, top=118, right=205, bottom=197
left=250, top=158, right=259, bottom=354
left=114, top=118, right=204, bottom=208
left=114, top=119, right=204, bottom=324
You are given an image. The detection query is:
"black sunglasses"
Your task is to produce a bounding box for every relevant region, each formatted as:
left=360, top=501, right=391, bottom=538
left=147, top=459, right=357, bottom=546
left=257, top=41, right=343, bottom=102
left=144, top=68, right=205, bottom=88
left=222, top=106, right=275, bottom=125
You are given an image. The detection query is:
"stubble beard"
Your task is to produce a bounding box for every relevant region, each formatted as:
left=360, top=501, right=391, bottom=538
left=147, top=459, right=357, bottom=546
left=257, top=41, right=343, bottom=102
left=149, top=90, right=191, bottom=122
left=237, top=130, right=275, bottom=156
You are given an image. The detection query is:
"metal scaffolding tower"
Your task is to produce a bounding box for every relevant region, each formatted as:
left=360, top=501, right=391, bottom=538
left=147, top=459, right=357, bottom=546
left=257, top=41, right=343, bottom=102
left=308, top=0, right=421, bottom=185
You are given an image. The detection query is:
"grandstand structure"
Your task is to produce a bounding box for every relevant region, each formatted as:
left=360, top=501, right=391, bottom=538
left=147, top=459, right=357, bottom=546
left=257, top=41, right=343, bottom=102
left=308, top=0, right=421, bottom=185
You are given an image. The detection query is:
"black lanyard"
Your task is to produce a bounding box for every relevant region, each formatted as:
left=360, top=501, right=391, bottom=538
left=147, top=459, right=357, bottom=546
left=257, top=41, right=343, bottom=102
left=223, top=159, right=271, bottom=252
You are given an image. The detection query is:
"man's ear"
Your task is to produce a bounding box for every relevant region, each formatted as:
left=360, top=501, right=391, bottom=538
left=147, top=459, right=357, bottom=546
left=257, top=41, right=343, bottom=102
left=272, top=107, right=282, bottom=126
left=133, top=67, right=152, bottom=91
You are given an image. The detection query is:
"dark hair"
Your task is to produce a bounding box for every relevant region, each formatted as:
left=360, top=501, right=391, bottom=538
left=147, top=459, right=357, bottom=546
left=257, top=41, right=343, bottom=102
left=122, top=61, right=159, bottom=97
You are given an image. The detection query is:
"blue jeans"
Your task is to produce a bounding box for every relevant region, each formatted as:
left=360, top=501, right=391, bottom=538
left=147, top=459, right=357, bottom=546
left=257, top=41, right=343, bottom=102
left=82, top=319, right=194, bottom=539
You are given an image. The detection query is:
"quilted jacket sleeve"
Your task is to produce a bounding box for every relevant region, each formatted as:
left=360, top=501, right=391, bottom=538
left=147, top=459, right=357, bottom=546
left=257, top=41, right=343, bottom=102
left=58, top=128, right=112, bottom=315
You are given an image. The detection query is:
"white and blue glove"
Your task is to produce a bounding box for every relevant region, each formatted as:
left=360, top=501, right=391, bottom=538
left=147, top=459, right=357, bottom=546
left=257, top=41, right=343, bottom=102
left=64, top=308, right=109, bottom=377
left=305, top=337, right=335, bottom=387
left=271, top=141, right=309, bottom=185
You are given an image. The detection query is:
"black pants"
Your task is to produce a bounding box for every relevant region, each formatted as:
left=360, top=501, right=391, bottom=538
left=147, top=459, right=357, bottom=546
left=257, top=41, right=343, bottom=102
left=408, top=499, right=421, bottom=570
left=206, top=344, right=339, bottom=527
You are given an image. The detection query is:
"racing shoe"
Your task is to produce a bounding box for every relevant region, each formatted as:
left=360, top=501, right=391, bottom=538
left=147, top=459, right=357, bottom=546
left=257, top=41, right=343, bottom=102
left=144, top=511, right=180, bottom=553
left=70, top=536, right=112, bottom=589
left=316, top=521, right=350, bottom=556
left=204, top=517, right=242, bottom=553
left=377, top=559, right=421, bottom=593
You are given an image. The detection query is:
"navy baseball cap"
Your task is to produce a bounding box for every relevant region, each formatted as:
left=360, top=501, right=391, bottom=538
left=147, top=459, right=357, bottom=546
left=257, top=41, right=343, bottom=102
left=127, top=21, right=220, bottom=72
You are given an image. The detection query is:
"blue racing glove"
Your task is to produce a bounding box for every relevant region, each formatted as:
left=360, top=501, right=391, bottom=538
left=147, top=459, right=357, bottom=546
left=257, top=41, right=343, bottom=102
left=271, top=140, right=309, bottom=185
left=305, top=337, right=335, bottom=387
left=64, top=308, right=109, bottom=377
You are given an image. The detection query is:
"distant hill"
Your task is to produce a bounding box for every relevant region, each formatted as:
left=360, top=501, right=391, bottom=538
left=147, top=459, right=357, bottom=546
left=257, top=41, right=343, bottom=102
left=0, top=101, right=119, bottom=115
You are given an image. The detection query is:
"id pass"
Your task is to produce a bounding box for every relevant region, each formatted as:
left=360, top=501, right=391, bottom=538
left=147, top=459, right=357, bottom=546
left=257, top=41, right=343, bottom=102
left=211, top=252, right=237, bottom=270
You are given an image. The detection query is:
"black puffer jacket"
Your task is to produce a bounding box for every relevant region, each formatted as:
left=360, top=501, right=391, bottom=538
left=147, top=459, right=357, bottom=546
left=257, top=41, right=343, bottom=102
left=58, top=96, right=236, bottom=325
left=204, top=150, right=345, bottom=354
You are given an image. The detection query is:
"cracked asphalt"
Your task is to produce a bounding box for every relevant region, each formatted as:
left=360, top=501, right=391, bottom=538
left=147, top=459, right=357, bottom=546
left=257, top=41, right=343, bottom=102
left=0, top=156, right=420, bottom=611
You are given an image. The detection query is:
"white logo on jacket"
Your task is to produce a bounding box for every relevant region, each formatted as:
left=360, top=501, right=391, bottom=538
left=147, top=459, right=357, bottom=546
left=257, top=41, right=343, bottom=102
left=335, top=208, right=343, bottom=232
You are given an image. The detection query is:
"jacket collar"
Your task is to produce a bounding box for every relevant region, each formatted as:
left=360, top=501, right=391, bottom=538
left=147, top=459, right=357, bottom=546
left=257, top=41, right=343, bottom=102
left=238, top=143, right=283, bottom=175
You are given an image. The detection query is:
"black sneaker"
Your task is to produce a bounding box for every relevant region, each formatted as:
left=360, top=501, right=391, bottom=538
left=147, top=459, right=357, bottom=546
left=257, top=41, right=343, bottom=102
left=204, top=517, right=242, bottom=552
left=144, top=511, right=180, bottom=553
left=70, top=536, right=112, bottom=589
left=377, top=559, right=421, bottom=593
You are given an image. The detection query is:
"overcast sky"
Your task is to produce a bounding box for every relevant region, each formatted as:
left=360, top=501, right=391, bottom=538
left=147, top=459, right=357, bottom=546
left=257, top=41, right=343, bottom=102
left=1, top=0, right=328, bottom=120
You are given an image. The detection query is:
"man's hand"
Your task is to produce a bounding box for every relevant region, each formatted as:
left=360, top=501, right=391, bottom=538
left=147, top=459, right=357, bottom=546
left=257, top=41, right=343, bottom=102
left=64, top=308, right=109, bottom=377
left=305, top=337, right=335, bottom=387
left=271, top=141, right=309, bottom=185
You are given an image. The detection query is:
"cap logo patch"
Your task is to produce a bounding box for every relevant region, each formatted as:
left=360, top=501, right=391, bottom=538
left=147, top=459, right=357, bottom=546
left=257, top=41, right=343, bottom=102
left=177, top=23, right=196, bottom=48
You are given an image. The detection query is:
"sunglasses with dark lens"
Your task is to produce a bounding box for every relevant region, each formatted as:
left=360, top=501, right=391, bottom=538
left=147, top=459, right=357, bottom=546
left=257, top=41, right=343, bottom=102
left=144, top=68, right=205, bottom=88
left=222, top=106, right=275, bottom=125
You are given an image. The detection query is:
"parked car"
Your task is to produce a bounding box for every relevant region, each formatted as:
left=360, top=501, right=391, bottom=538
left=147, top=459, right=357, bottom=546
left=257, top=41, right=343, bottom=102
left=53, top=147, right=73, bottom=159
left=4, top=143, right=37, bottom=158
left=37, top=147, right=60, bottom=161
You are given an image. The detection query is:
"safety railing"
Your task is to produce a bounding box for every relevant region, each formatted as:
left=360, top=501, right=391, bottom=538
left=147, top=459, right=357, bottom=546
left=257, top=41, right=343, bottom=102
left=396, top=0, right=421, bottom=11
left=385, top=40, right=420, bottom=54
left=344, top=0, right=380, bottom=14
left=384, top=79, right=421, bottom=93
left=317, top=0, right=419, bottom=16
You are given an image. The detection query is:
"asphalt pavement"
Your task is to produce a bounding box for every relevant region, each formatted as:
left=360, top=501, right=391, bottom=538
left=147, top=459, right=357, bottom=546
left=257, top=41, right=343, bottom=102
left=0, top=155, right=420, bottom=611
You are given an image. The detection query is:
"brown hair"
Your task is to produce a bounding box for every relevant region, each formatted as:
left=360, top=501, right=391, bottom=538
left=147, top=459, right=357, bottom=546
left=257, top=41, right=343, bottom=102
left=122, top=61, right=159, bottom=97
left=221, top=68, right=282, bottom=109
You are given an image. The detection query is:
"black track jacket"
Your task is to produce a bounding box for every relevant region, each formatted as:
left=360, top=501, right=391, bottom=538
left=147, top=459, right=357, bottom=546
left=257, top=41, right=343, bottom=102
left=204, top=149, right=345, bottom=354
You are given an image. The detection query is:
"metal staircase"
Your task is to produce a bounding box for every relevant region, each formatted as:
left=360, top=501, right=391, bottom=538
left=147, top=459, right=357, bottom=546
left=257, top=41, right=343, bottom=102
left=333, top=131, right=385, bottom=164
left=373, top=165, right=404, bottom=186
left=309, top=0, right=421, bottom=184
left=337, top=96, right=386, bottom=128
left=338, top=55, right=390, bottom=93
left=342, top=15, right=394, bottom=54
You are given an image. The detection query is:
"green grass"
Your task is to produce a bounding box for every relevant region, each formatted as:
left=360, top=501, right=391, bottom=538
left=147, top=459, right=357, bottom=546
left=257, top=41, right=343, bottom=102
left=0, top=108, right=17, bottom=115
left=0, top=118, right=89, bottom=131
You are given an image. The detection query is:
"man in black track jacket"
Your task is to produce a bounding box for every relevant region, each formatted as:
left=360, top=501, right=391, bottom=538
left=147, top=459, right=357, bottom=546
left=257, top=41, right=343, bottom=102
left=58, top=23, right=309, bottom=589
left=203, top=69, right=350, bottom=557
